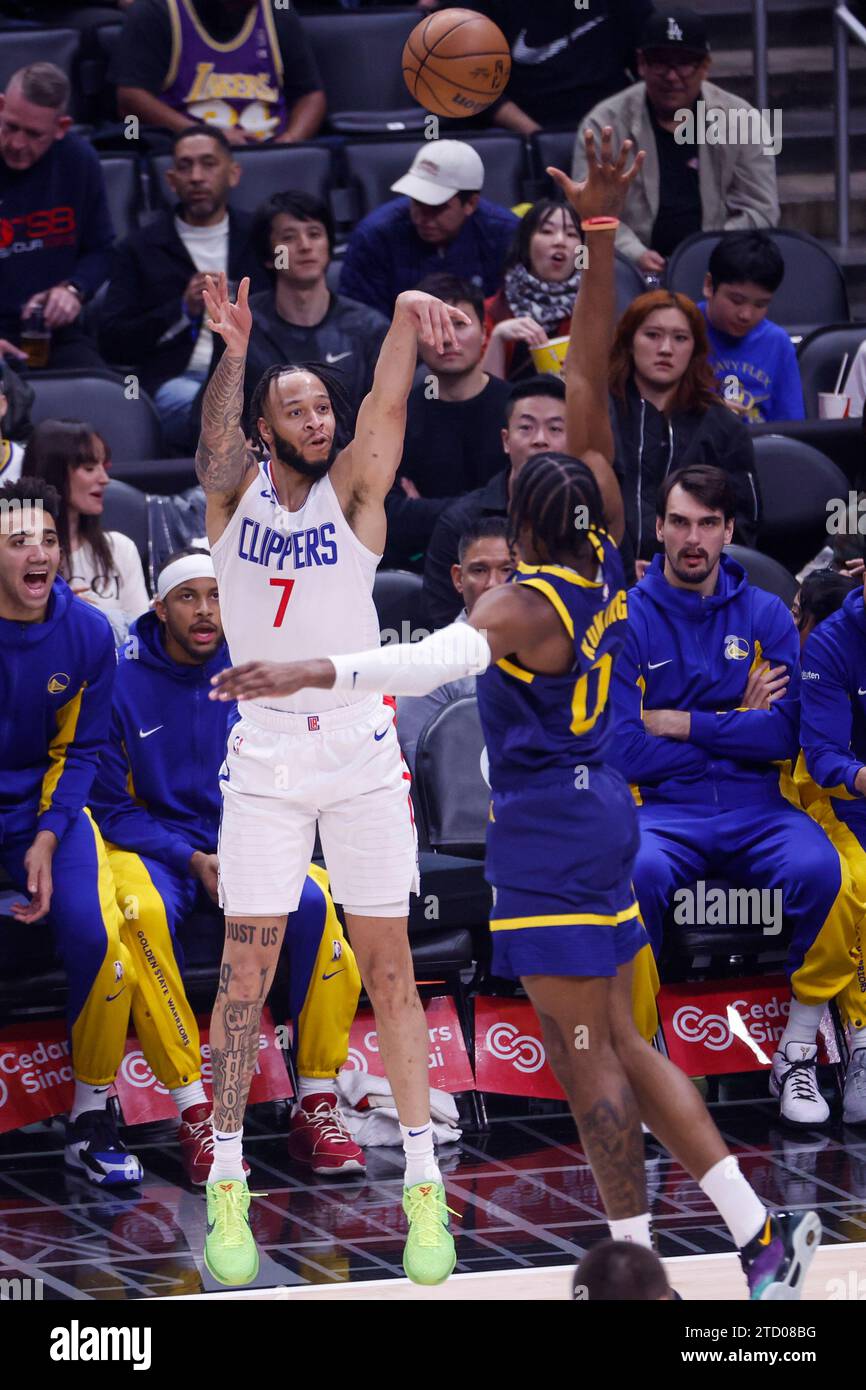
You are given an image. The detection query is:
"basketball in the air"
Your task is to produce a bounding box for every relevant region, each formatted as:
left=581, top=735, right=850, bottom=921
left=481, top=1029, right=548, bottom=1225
left=402, top=8, right=511, bottom=119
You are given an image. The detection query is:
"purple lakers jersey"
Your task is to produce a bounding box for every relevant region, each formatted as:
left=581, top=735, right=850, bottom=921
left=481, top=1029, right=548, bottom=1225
left=162, top=0, right=289, bottom=142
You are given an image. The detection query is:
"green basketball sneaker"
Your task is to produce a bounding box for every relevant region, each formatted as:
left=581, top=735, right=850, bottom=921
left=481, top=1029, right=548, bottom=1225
left=402, top=1182, right=457, bottom=1285
left=204, top=1179, right=260, bottom=1286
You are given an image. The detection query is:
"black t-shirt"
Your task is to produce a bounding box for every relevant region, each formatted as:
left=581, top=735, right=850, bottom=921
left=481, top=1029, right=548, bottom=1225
left=649, top=101, right=702, bottom=258
left=109, top=0, right=322, bottom=101
left=401, top=375, right=512, bottom=498
left=442, top=0, right=653, bottom=126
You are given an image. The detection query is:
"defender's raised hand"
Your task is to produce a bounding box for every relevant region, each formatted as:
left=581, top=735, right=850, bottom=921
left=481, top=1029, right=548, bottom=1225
left=547, top=126, right=646, bottom=224
left=395, top=290, right=472, bottom=356
left=202, top=272, right=252, bottom=358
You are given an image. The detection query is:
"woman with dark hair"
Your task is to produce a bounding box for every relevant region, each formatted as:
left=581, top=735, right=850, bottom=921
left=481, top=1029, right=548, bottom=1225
left=482, top=199, right=582, bottom=381
left=22, top=419, right=150, bottom=642
left=609, top=290, right=760, bottom=581
left=793, top=568, right=859, bottom=649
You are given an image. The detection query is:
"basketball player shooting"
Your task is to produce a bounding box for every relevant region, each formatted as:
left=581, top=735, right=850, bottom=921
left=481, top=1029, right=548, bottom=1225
left=193, top=271, right=469, bottom=1287
left=211, top=130, right=822, bottom=1300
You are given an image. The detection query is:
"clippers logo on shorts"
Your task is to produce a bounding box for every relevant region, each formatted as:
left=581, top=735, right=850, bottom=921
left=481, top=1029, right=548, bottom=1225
left=307, top=715, right=320, bottom=731
left=237, top=517, right=338, bottom=572
left=0, top=206, right=77, bottom=259
left=724, top=634, right=750, bottom=661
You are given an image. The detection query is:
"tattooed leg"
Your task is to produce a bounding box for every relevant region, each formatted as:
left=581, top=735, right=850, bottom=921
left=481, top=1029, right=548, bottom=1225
left=210, top=916, right=287, bottom=1134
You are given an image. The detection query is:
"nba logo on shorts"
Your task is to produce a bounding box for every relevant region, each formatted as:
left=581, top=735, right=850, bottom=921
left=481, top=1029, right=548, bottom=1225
left=308, top=715, right=320, bottom=732
left=232, top=733, right=244, bottom=754
left=332, top=940, right=342, bottom=960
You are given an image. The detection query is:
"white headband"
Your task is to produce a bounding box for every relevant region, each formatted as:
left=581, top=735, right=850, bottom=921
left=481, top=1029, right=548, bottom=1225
left=156, top=550, right=216, bottom=602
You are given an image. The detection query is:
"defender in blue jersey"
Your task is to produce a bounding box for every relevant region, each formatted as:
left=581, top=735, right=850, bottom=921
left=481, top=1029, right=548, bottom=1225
left=207, top=131, right=820, bottom=1299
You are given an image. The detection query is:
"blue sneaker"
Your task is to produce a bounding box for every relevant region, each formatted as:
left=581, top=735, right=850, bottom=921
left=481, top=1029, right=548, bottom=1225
left=740, top=1210, right=821, bottom=1299
left=65, top=1109, right=143, bottom=1186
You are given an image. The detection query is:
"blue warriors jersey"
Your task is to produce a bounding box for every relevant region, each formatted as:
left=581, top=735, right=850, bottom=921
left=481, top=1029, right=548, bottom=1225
left=476, top=528, right=628, bottom=791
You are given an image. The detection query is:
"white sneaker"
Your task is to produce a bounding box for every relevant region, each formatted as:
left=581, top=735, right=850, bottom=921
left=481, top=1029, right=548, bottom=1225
left=843, top=1048, right=866, bottom=1125
left=770, top=1043, right=830, bottom=1126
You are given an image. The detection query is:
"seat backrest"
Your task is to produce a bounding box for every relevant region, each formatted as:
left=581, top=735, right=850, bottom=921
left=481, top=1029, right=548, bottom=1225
left=301, top=9, right=419, bottom=116
left=414, top=696, right=488, bottom=856
left=151, top=144, right=333, bottom=219
left=99, top=156, right=141, bottom=241
left=29, top=371, right=164, bottom=463
left=666, top=230, right=850, bottom=330
left=345, top=134, right=526, bottom=221
left=723, top=544, right=799, bottom=604
left=100, top=477, right=149, bottom=572
left=614, top=252, right=647, bottom=318
left=372, top=569, right=425, bottom=642
left=797, top=323, right=866, bottom=417
left=532, top=130, right=576, bottom=184
left=751, top=433, right=848, bottom=571
left=0, top=29, right=82, bottom=114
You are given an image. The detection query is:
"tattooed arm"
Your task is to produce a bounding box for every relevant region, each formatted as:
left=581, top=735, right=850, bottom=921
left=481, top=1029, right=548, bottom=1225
left=195, top=274, right=257, bottom=541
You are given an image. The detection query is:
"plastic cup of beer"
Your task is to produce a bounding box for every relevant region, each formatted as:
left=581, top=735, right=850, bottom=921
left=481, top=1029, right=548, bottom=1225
left=818, top=393, right=850, bottom=419
left=20, top=309, right=50, bottom=369
left=530, top=336, right=569, bottom=377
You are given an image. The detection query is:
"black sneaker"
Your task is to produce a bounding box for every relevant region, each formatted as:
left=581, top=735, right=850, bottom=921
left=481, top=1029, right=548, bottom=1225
left=739, top=1210, right=821, bottom=1299
left=64, top=1109, right=143, bottom=1187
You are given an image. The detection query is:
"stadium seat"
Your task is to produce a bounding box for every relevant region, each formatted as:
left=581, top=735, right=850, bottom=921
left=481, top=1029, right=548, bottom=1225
left=414, top=696, right=488, bottom=859
left=373, top=568, right=424, bottom=640
left=665, top=229, right=850, bottom=335
left=797, top=322, right=866, bottom=417
left=0, top=29, right=83, bottom=119
left=724, top=544, right=799, bottom=605
left=100, top=477, right=150, bottom=574
left=300, top=8, right=426, bottom=134
left=751, top=434, right=849, bottom=574
left=614, top=252, right=648, bottom=318
left=77, top=21, right=123, bottom=128
left=530, top=130, right=576, bottom=191
left=151, top=144, right=334, bottom=220
left=99, top=155, right=142, bottom=241
left=29, top=370, right=164, bottom=463
left=342, top=133, right=528, bottom=222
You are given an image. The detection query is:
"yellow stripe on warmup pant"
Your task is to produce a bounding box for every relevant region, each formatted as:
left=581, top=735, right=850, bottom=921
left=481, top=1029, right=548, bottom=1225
left=490, top=903, right=642, bottom=931
left=632, top=940, right=660, bottom=1043
left=297, top=865, right=361, bottom=1079
left=70, top=811, right=137, bottom=1086
left=106, top=846, right=202, bottom=1090
left=788, top=798, right=866, bottom=1017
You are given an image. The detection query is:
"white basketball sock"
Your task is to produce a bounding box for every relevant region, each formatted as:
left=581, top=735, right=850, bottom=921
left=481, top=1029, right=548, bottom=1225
left=400, top=1121, right=441, bottom=1187
left=699, top=1156, right=767, bottom=1248
left=608, top=1213, right=653, bottom=1248
left=70, top=1081, right=111, bottom=1122
left=170, top=1080, right=208, bottom=1116
left=778, top=1001, right=825, bottom=1052
left=208, top=1126, right=246, bottom=1183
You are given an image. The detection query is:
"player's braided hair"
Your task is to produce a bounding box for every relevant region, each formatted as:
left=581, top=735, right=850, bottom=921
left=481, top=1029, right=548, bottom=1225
left=247, top=362, right=354, bottom=457
left=509, top=452, right=607, bottom=567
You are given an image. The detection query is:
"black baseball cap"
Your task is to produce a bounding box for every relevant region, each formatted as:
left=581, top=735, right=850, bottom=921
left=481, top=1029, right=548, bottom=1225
left=639, top=9, right=711, bottom=56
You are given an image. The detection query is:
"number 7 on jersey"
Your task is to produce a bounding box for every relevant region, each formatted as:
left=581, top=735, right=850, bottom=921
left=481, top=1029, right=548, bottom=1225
left=270, top=577, right=295, bottom=627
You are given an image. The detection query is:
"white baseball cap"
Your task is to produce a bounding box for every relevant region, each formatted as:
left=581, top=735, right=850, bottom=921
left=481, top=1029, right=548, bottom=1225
left=391, top=141, right=485, bottom=207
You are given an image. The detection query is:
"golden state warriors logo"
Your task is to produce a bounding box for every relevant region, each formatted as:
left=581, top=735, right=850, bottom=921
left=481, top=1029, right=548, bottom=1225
left=47, top=672, right=70, bottom=694
left=723, top=635, right=750, bottom=661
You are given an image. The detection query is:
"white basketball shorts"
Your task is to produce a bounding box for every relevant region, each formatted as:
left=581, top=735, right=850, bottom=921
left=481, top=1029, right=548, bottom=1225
left=217, top=694, right=419, bottom=917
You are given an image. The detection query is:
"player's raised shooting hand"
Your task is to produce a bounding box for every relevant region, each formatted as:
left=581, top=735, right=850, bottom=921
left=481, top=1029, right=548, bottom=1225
left=210, top=658, right=336, bottom=701
left=547, top=126, right=645, bottom=223
left=202, top=272, right=252, bottom=359
left=395, top=290, right=472, bottom=356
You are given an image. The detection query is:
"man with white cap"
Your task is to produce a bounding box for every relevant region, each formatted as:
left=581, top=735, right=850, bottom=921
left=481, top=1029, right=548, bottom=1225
left=89, top=545, right=364, bottom=1187
left=339, top=139, right=518, bottom=319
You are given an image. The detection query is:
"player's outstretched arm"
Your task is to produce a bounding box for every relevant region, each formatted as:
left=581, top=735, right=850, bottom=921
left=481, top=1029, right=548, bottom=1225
left=332, top=291, right=471, bottom=504
left=195, top=273, right=256, bottom=503
left=548, top=128, right=645, bottom=544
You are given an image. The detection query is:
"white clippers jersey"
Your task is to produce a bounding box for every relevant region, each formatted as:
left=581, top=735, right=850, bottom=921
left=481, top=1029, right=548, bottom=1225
left=210, top=459, right=381, bottom=712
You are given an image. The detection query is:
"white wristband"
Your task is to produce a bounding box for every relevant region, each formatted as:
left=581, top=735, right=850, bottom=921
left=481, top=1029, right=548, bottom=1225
left=330, top=621, right=492, bottom=697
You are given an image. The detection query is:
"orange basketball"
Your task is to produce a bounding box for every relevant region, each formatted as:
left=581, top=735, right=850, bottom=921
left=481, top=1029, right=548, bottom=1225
left=402, top=8, right=511, bottom=120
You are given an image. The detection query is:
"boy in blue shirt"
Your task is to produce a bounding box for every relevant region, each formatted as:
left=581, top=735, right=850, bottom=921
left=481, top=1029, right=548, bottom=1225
left=700, top=232, right=805, bottom=423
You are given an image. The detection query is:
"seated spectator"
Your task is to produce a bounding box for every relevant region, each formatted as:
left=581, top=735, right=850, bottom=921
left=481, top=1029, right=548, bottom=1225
left=112, top=0, right=326, bottom=146
left=422, top=375, right=566, bottom=628
left=842, top=338, right=866, bottom=418
left=89, top=547, right=365, bottom=1181
left=339, top=141, right=518, bottom=319
left=437, top=0, right=652, bottom=135
left=385, top=272, right=511, bottom=568
left=793, top=568, right=859, bottom=649
left=572, top=9, right=779, bottom=275
left=483, top=199, right=582, bottom=382
left=240, top=192, right=390, bottom=429
left=0, top=363, right=26, bottom=482
left=609, top=289, right=760, bottom=581
left=574, top=1240, right=676, bottom=1301
left=24, top=420, right=150, bottom=643
left=0, top=64, right=112, bottom=370
left=700, top=232, right=805, bottom=423
left=607, top=464, right=865, bottom=1127
left=0, top=475, right=143, bottom=1187
left=100, top=126, right=269, bottom=455
left=397, top=518, right=514, bottom=774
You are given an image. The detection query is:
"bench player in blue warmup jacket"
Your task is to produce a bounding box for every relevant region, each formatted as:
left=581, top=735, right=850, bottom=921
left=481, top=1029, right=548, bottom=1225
left=89, top=546, right=363, bottom=1184
left=0, top=476, right=142, bottom=1186
left=206, top=132, right=822, bottom=1300
left=608, top=463, right=863, bottom=1129
left=799, top=577, right=866, bottom=1125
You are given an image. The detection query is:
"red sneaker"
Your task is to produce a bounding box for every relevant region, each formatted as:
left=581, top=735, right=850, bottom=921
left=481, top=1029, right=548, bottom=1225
left=287, top=1093, right=366, bottom=1176
left=178, top=1105, right=250, bottom=1186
